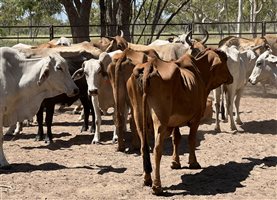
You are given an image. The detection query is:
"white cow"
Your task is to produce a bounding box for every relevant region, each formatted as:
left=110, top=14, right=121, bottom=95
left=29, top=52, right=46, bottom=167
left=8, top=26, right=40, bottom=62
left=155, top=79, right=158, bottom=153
left=55, top=36, right=72, bottom=46
left=214, top=45, right=259, bottom=132
left=72, top=51, right=123, bottom=144
left=0, top=47, right=79, bottom=167
left=249, top=49, right=277, bottom=87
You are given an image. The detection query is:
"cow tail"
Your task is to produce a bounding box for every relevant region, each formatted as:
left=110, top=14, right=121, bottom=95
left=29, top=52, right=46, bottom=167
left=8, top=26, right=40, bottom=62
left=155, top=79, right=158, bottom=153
left=114, top=57, right=123, bottom=129
left=142, top=65, right=152, bottom=174
left=221, top=85, right=226, bottom=120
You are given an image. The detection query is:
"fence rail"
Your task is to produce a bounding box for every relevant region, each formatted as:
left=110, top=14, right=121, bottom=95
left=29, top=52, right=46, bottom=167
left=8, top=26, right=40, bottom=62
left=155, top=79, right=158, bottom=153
left=0, top=21, right=276, bottom=46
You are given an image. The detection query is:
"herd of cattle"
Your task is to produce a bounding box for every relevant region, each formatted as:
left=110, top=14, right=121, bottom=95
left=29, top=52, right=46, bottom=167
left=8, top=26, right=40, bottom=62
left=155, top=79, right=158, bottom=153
left=0, top=30, right=276, bottom=195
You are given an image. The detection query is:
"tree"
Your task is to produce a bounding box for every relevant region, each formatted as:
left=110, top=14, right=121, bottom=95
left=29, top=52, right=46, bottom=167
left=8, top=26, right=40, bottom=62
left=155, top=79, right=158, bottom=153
left=237, top=0, right=243, bottom=36
left=59, top=0, right=92, bottom=43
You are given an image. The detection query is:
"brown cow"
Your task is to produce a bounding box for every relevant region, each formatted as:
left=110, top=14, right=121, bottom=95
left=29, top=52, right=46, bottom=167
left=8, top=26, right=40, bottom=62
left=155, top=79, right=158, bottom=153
left=218, top=35, right=268, bottom=55
left=127, top=48, right=233, bottom=195
left=109, top=34, right=208, bottom=151
left=107, top=48, right=159, bottom=151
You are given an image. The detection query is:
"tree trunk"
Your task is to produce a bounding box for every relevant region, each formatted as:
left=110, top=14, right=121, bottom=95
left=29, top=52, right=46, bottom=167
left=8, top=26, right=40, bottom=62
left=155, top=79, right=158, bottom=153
left=117, top=0, right=131, bottom=41
left=99, top=0, right=107, bottom=37
left=237, top=0, right=243, bottom=37
left=60, top=0, right=92, bottom=43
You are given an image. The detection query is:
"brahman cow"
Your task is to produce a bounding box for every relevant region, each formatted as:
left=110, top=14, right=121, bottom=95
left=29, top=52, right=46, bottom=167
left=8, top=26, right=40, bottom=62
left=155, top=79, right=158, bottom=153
left=72, top=51, right=122, bottom=144
left=109, top=33, right=208, bottom=151
left=0, top=47, right=79, bottom=167
left=214, top=45, right=260, bottom=132
left=218, top=35, right=268, bottom=53
left=34, top=55, right=95, bottom=143
left=249, top=49, right=277, bottom=87
left=107, top=48, right=159, bottom=151
left=127, top=48, right=233, bottom=195
left=128, top=30, right=208, bottom=61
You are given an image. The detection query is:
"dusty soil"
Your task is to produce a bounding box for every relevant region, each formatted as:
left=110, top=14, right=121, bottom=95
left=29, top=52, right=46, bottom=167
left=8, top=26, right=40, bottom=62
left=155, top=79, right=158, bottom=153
left=1, top=84, right=276, bottom=200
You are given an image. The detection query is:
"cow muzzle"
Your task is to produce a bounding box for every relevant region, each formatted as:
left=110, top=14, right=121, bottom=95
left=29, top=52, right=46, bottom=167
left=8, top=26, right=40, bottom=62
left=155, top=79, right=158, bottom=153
left=248, top=78, right=257, bottom=85
left=88, top=89, right=98, bottom=96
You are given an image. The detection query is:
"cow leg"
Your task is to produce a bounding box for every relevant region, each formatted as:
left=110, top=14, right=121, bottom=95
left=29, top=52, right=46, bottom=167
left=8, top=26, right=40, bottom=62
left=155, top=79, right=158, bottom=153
left=152, top=122, right=167, bottom=195
left=129, top=110, right=140, bottom=151
left=234, top=89, right=243, bottom=125
left=14, top=122, right=23, bottom=135
left=5, top=124, right=16, bottom=135
left=0, top=114, right=9, bottom=167
left=171, top=127, right=181, bottom=169
left=79, top=96, right=90, bottom=132
left=111, top=114, right=118, bottom=144
left=35, top=105, right=44, bottom=141
left=91, top=96, right=101, bottom=144
left=45, top=103, right=55, bottom=143
left=213, top=88, right=221, bottom=132
left=188, top=122, right=201, bottom=169
left=88, top=97, right=96, bottom=133
left=226, top=91, right=237, bottom=131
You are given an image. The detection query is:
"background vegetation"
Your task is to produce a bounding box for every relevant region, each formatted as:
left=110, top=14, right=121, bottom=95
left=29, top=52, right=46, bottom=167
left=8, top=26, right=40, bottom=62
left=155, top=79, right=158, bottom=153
left=0, top=0, right=276, bottom=45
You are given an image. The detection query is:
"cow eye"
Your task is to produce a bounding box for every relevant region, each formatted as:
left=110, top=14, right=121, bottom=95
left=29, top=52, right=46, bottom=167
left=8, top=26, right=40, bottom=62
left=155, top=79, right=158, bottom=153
left=56, top=66, right=63, bottom=71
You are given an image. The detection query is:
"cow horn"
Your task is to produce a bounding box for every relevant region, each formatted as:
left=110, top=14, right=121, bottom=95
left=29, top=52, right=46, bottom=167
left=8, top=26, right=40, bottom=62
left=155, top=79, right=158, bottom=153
left=185, top=31, right=193, bottom=47
left=200, top=29, right=209, bottom=44
left=120, top=30, right=124, bottom=37
left=251, top=44, right=263, bottom=51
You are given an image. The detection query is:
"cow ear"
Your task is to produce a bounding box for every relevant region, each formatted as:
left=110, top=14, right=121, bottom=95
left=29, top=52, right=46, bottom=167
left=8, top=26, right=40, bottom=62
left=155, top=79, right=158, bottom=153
left=99, top=52, right=112, bottom=70
left=37, top=65, right=50, bottom=86
left=105, top=40, right=115, bottom=52
left=72, top=67, right=85, bottom=81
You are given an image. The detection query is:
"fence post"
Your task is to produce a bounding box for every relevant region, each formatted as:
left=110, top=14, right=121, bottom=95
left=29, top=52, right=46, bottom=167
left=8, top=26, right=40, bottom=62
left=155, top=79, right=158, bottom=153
left=261, top=21, right=266, bottom=36
left=49, top=25, right=54, bottom=41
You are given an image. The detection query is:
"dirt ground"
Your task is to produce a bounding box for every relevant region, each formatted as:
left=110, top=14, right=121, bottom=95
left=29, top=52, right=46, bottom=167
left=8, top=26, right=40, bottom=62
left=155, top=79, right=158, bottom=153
left=1, top=84, right=276, bottom=200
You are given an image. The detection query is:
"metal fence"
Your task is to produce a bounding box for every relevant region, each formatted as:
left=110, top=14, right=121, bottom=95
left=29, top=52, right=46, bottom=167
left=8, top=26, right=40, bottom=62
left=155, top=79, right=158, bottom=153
left=0, top=21, right=276, bottom=46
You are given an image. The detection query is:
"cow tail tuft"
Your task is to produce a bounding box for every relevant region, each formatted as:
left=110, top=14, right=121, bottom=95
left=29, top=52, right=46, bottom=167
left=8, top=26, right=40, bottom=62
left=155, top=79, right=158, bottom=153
left=142, top=64, right=152, bottom=174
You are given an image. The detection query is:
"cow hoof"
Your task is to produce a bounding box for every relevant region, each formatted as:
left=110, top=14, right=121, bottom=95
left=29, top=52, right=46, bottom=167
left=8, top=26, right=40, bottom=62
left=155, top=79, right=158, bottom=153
left=35, top=136, right=43, bottom=141
left=152, top=185, right=163, bottom=195
left=143, top=179, right=152, bottom=187
left=170, top=161, right=181, bottom=169
left=90, top=127, right=95, bottom=133
left=189, top=162, right=201, bottom=169
left=117, top=145, right=126, bottom=152
left=112, top=138, right=118, bottom=144
left=92, top=140, right=100, bottom=145
left=81, top=126, right=88, bottom=132
left=236, top=120, right=243, bottom=125
left=214, top=127, right=221, bottom=133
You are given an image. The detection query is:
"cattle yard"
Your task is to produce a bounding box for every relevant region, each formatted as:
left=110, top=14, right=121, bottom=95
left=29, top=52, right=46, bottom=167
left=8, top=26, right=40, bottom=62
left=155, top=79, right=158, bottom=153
left=0, top=20, right=277, bottom=199
left=0, top=21, right=276, bottom=46
left=0, top=83, right=276, bottom=199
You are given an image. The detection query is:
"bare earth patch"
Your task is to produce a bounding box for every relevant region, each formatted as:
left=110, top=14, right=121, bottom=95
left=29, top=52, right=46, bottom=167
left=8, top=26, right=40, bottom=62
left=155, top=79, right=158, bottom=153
left=1, top=84, right=276, bottom=200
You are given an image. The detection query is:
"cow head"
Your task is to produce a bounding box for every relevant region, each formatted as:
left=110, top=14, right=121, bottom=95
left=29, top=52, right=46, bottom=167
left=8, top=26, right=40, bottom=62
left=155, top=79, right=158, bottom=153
left=249, top=49, right=277, bottom=85
left=101, top=31, right=128, bottom=52
left=197, top=49, right=233, bottom=91
left=185, top=30, right=209, bottom=57
left=72, top=52, right=112, bottom=96
left=38, top=54, right=79, bottom=97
